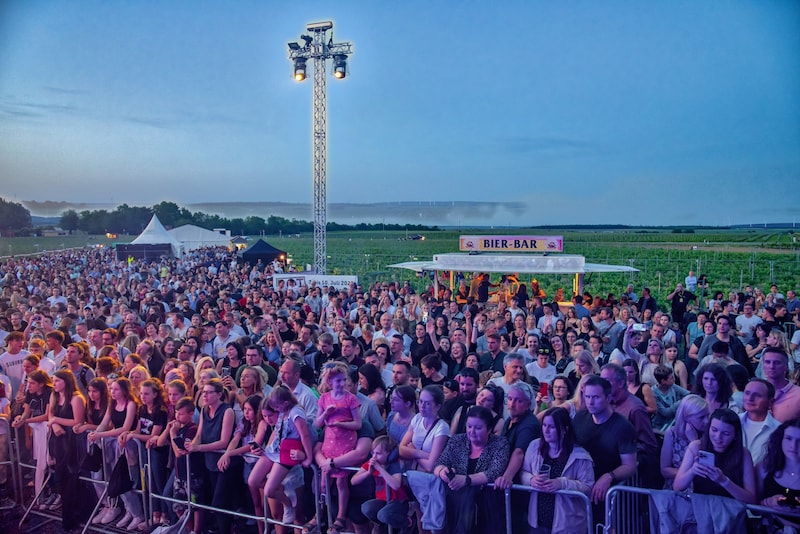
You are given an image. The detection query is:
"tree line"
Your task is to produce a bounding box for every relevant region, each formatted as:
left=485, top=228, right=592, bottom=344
left=56, top=201, right=438, bottom=235
left=0, top=198, right=33, bottom=235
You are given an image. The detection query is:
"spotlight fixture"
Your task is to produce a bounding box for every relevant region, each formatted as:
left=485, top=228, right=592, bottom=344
left=293, top=58, right=307, bottom=81
left=332, top=55, right=348, bottom=79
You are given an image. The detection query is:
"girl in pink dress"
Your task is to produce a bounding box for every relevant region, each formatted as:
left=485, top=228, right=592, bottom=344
left=314, top=362, right=362, bottom=533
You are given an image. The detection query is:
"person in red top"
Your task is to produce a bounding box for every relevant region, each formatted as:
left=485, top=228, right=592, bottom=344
left=351, top=435, right=409, bottom=532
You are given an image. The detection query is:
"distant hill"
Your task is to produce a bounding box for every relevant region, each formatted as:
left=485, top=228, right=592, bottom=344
left=32, top=216, right=61, bottom=226
left=20, top=200, right=800, bottom=229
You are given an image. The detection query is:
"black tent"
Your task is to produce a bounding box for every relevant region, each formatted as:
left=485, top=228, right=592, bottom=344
left=238, top=239, right=287, bottom=264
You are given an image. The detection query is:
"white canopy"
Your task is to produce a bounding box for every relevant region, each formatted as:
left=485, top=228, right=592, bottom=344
left=131, top=215, right=182, bottom=257
left=387, top=253, right=639, bottom=274
left=168, top=224, right=230, bottom=251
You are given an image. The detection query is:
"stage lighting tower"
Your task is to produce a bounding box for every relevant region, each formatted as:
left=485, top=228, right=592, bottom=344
left=288, top=21, right=353, bottom=274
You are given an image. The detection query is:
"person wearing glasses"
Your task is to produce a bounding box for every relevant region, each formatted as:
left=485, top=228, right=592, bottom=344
left=186, top=378, right=235, bottom=534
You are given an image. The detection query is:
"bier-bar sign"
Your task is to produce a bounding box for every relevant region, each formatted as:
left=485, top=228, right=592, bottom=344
left=459, top=235, right=564, bottom=253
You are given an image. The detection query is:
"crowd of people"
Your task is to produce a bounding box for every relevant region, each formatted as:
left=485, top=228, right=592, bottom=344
left=0, top=246, right=798, bottom=533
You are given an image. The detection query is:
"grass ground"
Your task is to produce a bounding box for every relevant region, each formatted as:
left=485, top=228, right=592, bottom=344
left=1, top=229, right=797, bottom=302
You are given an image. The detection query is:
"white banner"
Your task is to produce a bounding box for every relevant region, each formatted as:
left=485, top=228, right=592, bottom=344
left=272, top=273, right=357, bottom=291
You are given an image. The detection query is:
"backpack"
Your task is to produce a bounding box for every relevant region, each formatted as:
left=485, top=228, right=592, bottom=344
left=78, top=366, right=90, bottom=391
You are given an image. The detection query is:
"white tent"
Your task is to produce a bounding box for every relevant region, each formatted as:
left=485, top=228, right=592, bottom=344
left=130, top=215, right=182, bottom=257
left=168, top=224, right=230, bottom=251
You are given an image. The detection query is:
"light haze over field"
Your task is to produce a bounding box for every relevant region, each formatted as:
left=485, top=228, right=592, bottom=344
left=1, top=1, right=798, bottom=227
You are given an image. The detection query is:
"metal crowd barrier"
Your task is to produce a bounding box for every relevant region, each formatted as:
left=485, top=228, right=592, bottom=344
left=5, top=425, right=637, bottom=534
left=9, top=422, right=325, bottom=534
left=146, top=448, right=323, bottom=534
left=492, top=483, right=593, bottom=534
left=11, top=426, right=155, bottom=533
left=12, top=425, right=58, bottom=529
left=0, top=418, right=18, bottom=508
left=604, top=485, right=800, bottom=534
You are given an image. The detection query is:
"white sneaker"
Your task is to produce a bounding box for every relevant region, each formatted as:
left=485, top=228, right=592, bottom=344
left=100, top=507, right=121, bottom=525
left=282, top=505, right=296, bottom=525
left=116, top=511, right=134, bottom=529
left=128, top=516, right=146, bottom=531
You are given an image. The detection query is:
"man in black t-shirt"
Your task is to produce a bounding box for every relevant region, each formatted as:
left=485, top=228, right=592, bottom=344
left=573, top=375, right=637, bottom=522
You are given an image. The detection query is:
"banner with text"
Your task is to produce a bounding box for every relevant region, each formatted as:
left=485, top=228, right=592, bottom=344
left=459, top=235, right=564, bottom=253
left=272, top=274, right=358, bottom=291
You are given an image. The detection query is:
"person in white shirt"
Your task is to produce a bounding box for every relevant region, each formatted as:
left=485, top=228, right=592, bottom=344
left=526, top=347, right=556, bottom=386
left=735, top=303, right=763, bottom=345
left=684, top=271, right=698, bottom=293
left=0, top=332, right=29, bottom=396
left=45, top=331, right=67, bottom=370
left=739, top=378, right=780, bottom=465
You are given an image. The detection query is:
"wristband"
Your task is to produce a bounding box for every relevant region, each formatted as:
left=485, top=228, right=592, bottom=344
left=609, top=471, right=618, bottom=485
left=465, top=475, right=472, bottom=487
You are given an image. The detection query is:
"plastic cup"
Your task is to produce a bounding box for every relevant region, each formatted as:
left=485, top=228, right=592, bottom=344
left=538, top=464, right=552, bottom=479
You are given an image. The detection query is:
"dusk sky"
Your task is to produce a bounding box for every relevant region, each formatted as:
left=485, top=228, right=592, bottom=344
left=1, top=1, right=798, bottom=226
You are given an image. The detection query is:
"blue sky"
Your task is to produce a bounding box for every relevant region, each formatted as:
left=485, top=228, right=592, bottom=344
left=1, top=1, right=798, bottom=226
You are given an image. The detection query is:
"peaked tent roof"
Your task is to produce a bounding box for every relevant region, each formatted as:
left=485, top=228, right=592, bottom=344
left=168, top=224, right=230, bottom=251
left=238, top=239, right=287, bottom=263
left=130, top=214, right=182, bottom=257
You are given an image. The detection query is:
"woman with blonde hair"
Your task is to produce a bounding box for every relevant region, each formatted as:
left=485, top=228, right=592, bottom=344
left=128, top=364, right=151, bottom=393
left=660, top=394, right=709, bottom=488
left=567, top=350, right=599, bottom=390
left=233, top=366, right=270, bottom=406
left=755, top=328, right=793, bottom=378
left=193, top=356, right=215, bottom=385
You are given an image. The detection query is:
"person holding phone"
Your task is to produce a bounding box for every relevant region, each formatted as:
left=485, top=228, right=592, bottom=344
left=674, top=408, right=756, bottom=503
left=757, top=418, right=800, bottom=531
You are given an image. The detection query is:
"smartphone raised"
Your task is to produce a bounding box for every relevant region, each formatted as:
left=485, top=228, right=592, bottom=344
left=539, top=383, right=549, bottom=398
left=697, top=450, right=715, bottom=467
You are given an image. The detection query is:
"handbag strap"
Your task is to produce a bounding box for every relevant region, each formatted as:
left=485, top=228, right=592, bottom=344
left=421, top=418, right=440, bottom=448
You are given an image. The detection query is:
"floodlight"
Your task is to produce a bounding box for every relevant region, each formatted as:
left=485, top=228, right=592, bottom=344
left=306, top=21, right=333, bottom=32
left=288, top=42, right=301, bottom=51
left=293, top=58, right=307, bottom=81
left=332, top=54, right=347, bottom=79
left=301, top=35, right=313, bottom=48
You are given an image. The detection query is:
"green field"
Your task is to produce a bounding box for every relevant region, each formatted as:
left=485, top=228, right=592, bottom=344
left=1, top=229, right=798, bottom=303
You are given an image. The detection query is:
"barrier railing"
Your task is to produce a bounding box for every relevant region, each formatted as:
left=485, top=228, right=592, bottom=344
left=0, top=418, right=18, bottom=509
left=12, top=425, right=58, bottom=529
left=604, top=486, right=800, bottom=534
left=493, top=483, right=593, bottom=534
left=143, top=448, right=323, bottom=534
